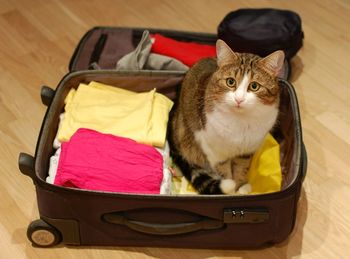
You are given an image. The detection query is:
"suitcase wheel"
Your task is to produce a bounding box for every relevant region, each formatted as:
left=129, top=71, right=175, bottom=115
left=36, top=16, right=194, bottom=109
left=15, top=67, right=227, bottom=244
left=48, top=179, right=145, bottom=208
left=27, top=219, right=62, bottom=247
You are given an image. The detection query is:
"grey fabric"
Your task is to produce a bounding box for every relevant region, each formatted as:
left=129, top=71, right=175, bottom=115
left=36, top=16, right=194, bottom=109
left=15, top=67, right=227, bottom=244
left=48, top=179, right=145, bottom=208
left=116, top=30, right=189, bottom=71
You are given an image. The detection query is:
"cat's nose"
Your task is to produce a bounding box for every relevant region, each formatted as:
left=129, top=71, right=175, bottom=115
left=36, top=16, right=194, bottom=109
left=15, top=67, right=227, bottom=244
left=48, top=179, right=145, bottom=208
left=234, top=97, right=245, bottom=105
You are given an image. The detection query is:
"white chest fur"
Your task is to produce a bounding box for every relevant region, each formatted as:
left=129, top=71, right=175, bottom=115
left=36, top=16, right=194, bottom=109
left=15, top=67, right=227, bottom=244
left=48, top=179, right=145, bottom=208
left=194, top=103, right=278, bottom=168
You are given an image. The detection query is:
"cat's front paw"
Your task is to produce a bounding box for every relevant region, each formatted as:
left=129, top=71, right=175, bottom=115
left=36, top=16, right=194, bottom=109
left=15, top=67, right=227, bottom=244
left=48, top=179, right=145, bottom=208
left=237, top=183, right=252, bottom=195
left=220, top=179, right=236, bottom=194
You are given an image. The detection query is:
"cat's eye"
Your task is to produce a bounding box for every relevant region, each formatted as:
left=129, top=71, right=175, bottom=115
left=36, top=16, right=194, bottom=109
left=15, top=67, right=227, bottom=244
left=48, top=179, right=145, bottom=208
left=226, top=77, right=236, bottom=88
left=249, top=82, right=260, bottom=91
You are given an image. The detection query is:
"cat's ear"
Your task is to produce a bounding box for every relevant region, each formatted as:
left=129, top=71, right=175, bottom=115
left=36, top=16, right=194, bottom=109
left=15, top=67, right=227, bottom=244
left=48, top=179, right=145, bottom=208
left=259, top=50, right=285, bottom=76
left=216, top=39, right=239, bottom=67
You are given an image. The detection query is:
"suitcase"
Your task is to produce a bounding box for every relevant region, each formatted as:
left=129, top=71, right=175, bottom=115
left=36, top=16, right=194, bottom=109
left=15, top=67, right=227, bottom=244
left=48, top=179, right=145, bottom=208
left=18, top=27, right=307, bottom=249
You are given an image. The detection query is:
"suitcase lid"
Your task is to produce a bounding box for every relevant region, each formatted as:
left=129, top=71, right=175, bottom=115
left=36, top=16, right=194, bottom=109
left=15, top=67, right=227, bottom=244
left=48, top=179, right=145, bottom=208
left=68, top=26, right=291, bottom=80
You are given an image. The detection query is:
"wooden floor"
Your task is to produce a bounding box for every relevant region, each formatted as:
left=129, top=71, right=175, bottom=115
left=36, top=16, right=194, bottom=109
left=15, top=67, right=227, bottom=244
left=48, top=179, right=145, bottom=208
left=1, top=0, right=350, bottom=258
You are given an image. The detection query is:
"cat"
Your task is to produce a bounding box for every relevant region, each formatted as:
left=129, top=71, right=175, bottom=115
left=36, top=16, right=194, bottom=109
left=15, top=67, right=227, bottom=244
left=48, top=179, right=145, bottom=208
left=169, top=39, right=284, bottom=195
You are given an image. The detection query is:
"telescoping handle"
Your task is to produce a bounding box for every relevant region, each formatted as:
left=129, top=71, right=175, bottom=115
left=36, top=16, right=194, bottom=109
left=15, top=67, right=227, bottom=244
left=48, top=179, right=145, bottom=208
left=102, top=212, right=224, bottom=236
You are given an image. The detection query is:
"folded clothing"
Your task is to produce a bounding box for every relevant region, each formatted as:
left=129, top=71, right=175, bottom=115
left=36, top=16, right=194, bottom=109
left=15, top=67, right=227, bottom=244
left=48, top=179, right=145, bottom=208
left=172, top=175, right=198, bottom=195
left=248, top=133, right=282, bottom=194
left=56, top=81, right=173, bottom=148
left=48, top=141, right=173, bottom=195
left=150, top=33, right=216, bottom=66
left=46, top=148, right=61, bottom=184
left=53, top=113, right=65, bottom=149
left=116, top=30, right=189, bottom=72
left=55, top=128, right=164, bottom=194
left=156, top=141, right=172, bottom=194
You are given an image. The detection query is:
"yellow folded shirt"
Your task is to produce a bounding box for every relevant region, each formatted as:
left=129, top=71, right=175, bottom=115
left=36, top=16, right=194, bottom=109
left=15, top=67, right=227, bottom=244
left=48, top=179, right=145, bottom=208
left=247, top=133, right=282, bottom=194
left=57, top=81, right=173, bottom=147
left=88, top=81, right=174, bottom=147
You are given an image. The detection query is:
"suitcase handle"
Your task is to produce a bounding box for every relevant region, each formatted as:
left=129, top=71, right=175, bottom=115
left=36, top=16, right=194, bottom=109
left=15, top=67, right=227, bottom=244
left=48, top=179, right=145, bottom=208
left=18, top=152, right=36, bottom=181
left=102, top=212, right=224, bottom=236
left=41, top=86, right=55, bottom=107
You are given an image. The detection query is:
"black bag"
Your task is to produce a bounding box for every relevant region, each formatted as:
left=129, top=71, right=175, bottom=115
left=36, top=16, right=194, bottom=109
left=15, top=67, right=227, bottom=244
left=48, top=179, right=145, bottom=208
left=218, top=8, right=304, bottom=60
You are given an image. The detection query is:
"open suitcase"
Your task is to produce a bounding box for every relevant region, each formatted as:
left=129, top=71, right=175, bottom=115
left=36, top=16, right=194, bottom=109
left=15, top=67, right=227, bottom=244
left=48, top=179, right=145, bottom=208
left=18, top=27, right=307, bottom=249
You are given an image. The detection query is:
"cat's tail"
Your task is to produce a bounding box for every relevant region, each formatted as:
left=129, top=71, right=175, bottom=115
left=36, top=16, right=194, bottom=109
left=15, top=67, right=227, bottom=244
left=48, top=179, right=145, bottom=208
left=170, top=148, right=237, bottom=194
left=190, top=168, right=236, bottom=194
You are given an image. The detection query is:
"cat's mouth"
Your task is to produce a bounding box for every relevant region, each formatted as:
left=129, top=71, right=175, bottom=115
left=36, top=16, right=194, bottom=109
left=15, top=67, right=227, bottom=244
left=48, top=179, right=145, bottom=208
left=233, top=103, right=246, bottom=111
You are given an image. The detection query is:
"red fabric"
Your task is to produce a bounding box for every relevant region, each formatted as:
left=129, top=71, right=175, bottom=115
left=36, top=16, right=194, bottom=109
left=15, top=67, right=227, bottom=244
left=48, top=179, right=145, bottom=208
left=54, top=128, right=163, bottom=194
left=150, top=33, right=216, bottom=66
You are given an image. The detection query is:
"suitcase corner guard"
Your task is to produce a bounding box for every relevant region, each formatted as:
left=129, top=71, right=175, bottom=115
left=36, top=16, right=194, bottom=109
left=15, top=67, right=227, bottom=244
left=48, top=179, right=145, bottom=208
left=40, top=86, right=55, bottom=107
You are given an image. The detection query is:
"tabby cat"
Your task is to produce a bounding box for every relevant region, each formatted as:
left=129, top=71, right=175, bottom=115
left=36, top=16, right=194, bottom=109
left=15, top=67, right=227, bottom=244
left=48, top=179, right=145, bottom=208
left=170, top=39, right=284, bottom=194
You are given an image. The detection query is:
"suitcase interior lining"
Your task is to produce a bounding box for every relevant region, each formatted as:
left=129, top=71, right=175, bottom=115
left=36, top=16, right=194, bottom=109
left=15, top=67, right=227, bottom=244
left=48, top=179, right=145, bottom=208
left=71, top=28, right=217, bottom=71
left=35, top=71, right=299, bottom=195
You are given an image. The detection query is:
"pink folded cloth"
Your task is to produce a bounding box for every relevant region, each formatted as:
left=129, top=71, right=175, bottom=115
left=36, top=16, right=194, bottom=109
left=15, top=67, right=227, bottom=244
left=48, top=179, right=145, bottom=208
left=150, top=33, right=216, bottom=66
left=55, top=128, right=163, bottom=194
